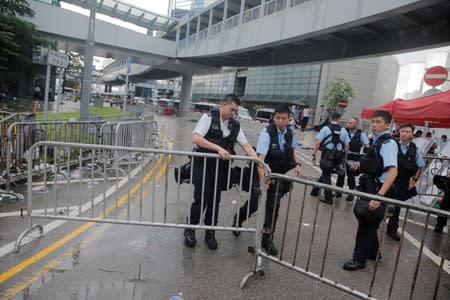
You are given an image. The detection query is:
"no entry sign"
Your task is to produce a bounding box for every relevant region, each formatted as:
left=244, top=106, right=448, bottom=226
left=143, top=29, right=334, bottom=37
left=424, top=66, right=448, bottom=87
left=337, top=99, right=348, bottom=108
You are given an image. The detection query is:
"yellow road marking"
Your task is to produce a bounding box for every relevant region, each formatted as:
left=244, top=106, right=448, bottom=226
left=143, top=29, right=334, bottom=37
left=0, top=144, right=172, bottom=287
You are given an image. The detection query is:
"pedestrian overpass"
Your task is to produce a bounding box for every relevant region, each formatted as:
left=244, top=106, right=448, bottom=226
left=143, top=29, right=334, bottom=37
left=27, top=0, right=450, bottom=105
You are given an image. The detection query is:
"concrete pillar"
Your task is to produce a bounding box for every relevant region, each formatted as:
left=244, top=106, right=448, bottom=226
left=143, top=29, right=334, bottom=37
left=104, top=84, right=108, bottom=93
left=222, top=0, right=228, bottom=31
left=80, top=0, right=96, bottom=120
left=178, top=73, right=192, bottom=117
left=260, top=0, right=266, bottom=18
left=208, top=8, right=213, bottom=35
left=176, top=27, right=180, bottom=42
left=108, top=85, right=112, bottom=93
left=285, top=0, right=292, bottom=9
left=239, top=0, right=246, bottom=24
left=196, top=15, right=201, bottom=41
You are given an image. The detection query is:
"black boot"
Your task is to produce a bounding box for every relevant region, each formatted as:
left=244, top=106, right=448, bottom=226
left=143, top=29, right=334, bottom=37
left=205, top=230, right=218, bottom=250
left=184, top=228, right=196, bottom=247
left=232, top=214, right=241, bottom=237
left=261, top=233, right=278, bottom=256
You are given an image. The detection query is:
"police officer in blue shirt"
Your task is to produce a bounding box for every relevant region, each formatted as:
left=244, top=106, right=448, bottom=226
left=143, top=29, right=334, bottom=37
left=337, top=117, right=370, bottom=201
left=386, top=123, right=425, bottom=241
left=232, top=103, right=301, bottom=255
left=311, top=112, right=350, bottom=204
left=344, top=110, right=398, bottom=271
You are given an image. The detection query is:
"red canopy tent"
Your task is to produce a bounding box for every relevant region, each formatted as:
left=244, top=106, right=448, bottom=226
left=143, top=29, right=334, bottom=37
left=360, top=100, right=397, bottom=120
left=361, top=90, right=450, bottom=128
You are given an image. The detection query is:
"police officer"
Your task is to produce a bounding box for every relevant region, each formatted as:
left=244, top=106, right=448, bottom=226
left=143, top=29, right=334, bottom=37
left=386, top=123, right=425, bottom=241
left=311, top=112, right=350, bottom=204
left=232, top=103, right=301, bottom=255
left=343, top=110, right=398, bottom=271
left=336, top=117, right=369, bottom=201
left=184, top=94, right=258, bottom=250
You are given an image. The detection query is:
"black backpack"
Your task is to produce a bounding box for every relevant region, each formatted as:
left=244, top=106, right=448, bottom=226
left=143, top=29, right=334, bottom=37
left=319, top=124, right=345, bottom=171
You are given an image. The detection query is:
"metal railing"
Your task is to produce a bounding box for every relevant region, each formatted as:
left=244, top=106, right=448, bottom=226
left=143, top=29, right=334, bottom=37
left=241, top=173, right=450, bottom=300
left=210, top=21, right=223, bottom=36
left=225, top=14, right=240, bottom=30
left=264, top=0, right=286, bottom=16
left=243, top=6, right=261, bottom=24
left=177, top=0, right=313, bottom=48
left=416, top=156, right=450, bottom=202
left=14, top=142, right=269, bottom=253
left=5, top=119, right=157, bottom=188
left=198, top=28, right=208, bottom=41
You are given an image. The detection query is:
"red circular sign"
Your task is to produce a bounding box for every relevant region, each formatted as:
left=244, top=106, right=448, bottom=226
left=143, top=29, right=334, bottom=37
left=424, top=66, right=448, bottom=87
left=337, top=99, right=348, bottom=108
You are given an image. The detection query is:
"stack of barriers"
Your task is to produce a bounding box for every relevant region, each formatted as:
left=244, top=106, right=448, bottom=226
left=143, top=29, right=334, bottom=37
left=241, top=173, right=450, bottom=299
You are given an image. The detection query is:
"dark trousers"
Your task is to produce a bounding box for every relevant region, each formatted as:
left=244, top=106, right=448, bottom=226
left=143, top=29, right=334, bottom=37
left=437, top=191, right=450, bottom=228
left=387, top=179, right=409, bottom=233
left=311, top=170, right=333, bottom=202
left=337, top=170, right=356, bottom=190
left=236, top=180, right=289, bottom=232
left=189, top=157, right=224, bottom=226
left=338, top=153, right=359, bottom=191
left=352, top=185, right=394, bottom=263
left=353, top=219, right=381, bottom=262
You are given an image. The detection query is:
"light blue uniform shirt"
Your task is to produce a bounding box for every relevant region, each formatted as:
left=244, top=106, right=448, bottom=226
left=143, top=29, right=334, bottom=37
left=348, top=129, right=370, bottom=154
left=373, top=130, right=398, bottom=183
left=257, top=127, right=298, bottom=155
left=315, top=123, right=350, bottom=151
left=399, top=142, right=425, bottom=168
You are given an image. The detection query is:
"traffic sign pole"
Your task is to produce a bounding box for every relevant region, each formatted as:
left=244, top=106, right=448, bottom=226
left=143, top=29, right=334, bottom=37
left=43, top=64, right=51, bottom=120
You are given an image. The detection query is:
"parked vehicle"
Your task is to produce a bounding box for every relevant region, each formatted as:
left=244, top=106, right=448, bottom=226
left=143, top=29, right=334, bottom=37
left=191, top=102, right=220, bottom=113
left=255, top=108, right=275, bottom=123
left=237, top=107, right=252, bottom=121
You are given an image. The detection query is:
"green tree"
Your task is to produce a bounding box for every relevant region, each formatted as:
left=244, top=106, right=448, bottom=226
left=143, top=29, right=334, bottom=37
left=62, top=52, right=85, bottom=89
left=322, top=78, right=354, bottom=112
left=0, top=0, right=49, bottom=92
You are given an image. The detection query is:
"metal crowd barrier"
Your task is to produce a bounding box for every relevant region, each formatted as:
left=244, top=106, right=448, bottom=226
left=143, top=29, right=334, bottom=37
left=4, top=119, right=158, bottom=187
left=14, top=141, right=269, bottom=253
left=5, top=120, right=106, bottom=187
left=417, top=155, right=450, bottom=197
left=97, top=120, right=158, bottom=176
left=241, top=173, right=450, bottom=300
left=0, top=113, right=28, bottom=170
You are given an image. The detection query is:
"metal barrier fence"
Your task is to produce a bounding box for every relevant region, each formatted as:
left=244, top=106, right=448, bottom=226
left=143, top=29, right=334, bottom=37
left=5, top=119, right=158, bottom=188
left=241, top=173, right=450, bottom=300
left=98, top=120, right=158, bottom=176
left=417, top=156, right=450, bottom=197
left=14, top=141, right=269, bottom=253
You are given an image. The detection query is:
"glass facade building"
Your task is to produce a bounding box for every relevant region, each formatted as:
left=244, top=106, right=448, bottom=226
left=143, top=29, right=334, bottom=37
left=192, top=72, right=237, bottom=99
left=192, top=63, right=322, bottom=107
left=245, top=64, right=321, bottom=106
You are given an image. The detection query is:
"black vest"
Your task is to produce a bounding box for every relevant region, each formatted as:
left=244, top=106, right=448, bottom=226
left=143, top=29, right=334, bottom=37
left=320, top=124, right=344, bottom=151
left=264, top=124, right=296, bottom=174
left=397, top=142, right=419, bottom=179
left=359, top=133, right=393, bottom=177
left=196, top=109, right=240, bottom=155
left=347, top=129, right=363, bottom=153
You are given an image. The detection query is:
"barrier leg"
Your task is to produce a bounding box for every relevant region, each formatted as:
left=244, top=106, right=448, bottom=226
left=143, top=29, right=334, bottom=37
left=14, top=224, right=43, bottom=253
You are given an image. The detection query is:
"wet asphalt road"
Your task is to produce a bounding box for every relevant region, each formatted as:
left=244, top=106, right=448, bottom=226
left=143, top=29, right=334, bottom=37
left=0, top=105, right=449, bottom=299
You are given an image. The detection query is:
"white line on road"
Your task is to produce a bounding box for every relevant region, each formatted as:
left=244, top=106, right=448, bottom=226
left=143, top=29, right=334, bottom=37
left=0, top=157, right=151, bottom=259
